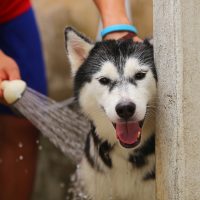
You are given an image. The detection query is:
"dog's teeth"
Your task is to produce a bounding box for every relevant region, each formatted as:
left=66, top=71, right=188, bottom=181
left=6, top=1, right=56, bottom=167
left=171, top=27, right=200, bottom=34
left=137, top=131, right=141, bottom=139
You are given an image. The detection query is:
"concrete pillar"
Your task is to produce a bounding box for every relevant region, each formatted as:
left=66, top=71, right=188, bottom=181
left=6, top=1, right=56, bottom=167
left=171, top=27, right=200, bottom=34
left=154, top=0, right=200, bottom=199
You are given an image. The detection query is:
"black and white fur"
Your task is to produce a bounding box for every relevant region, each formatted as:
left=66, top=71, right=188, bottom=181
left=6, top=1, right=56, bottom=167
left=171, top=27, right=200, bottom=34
left=65, top=27, right=157, bottom=200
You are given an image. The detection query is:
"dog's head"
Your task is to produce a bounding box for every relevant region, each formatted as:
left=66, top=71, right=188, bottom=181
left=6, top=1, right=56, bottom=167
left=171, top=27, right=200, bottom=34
left=65, top=27, right=157, bottom=149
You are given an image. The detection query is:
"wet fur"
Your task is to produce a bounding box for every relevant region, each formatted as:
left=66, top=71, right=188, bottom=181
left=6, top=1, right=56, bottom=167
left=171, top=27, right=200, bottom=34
left=65, top=27, right=157, bottom=200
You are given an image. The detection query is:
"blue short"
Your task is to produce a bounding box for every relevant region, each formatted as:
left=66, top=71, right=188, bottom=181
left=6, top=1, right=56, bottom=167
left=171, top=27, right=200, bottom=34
left=0, top=8, right=47, bottom=115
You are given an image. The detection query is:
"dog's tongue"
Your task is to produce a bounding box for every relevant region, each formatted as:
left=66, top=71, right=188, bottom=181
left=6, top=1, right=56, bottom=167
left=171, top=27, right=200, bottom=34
left=116, top=122, right=141, bottom=144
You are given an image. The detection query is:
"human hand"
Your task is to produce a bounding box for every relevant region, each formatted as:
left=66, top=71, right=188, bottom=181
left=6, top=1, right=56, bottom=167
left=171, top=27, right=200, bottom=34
left=94, top=0, right=142, bottom=42
left=0, top=51, right=21, bottom=99
left=103, top=31, right=143, bottom=42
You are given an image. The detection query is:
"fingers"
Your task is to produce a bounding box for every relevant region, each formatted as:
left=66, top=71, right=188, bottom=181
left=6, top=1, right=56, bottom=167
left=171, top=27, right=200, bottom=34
left=133, top=36, right=143, bottom=42
left=0, top=51, right=21, bottom=81
left=0, top=70, right=7, bottom=98
left=0, top=52, right=21, bottom=101
left=7, top=63, right=21, bottom=81
left=0, top=66, right=21, bottom=100
left=103, top=32, right=127, bottom=40
left=103, top=31, right=143, bottom=42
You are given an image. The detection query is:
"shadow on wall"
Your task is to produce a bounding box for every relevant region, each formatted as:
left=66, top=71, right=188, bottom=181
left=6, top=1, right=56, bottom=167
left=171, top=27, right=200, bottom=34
left=31, top=0, right=152, bottom=199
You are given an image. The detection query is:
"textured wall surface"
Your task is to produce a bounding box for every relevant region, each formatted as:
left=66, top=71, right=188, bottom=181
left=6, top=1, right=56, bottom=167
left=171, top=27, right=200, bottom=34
left=154, top=0, right=200, bottom=199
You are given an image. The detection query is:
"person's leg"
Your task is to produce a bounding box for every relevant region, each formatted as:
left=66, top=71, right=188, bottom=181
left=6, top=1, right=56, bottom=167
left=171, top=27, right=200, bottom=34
left=0, top=7, right=47, bottom=200
left=0, top=116, right=39, bottom=200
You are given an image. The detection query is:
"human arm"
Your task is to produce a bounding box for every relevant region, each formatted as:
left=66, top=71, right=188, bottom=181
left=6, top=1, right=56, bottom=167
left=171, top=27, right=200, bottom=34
left=0, top=50, right=21, bottom=98
left=93, top=0, right=142, bottom=41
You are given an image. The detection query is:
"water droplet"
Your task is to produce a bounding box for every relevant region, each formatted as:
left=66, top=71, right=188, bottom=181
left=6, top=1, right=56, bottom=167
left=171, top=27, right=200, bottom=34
left=60, top=182, right=65, bottom=188
left=18, top=142, right=23, bottom=148
left=19, top=155, right=24, bottom=160
left=70, top=175, right=76, bottom=182
left=78, top=192, right=83, bottom=197
left=38, top=145, right=43, bottom=150
left=36, top=140, right=40, bottom=144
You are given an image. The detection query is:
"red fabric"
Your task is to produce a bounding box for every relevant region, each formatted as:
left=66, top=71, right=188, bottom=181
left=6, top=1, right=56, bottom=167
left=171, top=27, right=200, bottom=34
left=0, top=0, right=31, bottom=23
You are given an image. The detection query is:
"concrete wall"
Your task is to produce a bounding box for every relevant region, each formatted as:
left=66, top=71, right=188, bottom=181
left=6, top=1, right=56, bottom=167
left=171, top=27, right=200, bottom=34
left=154, top=0, right=200, bottom=199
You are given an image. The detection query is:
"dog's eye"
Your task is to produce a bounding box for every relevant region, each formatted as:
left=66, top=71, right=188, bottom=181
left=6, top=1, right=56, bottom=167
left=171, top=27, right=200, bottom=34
left=99, top=77, right=111, bottom=85
left=135, top=72, right=146, bottom=80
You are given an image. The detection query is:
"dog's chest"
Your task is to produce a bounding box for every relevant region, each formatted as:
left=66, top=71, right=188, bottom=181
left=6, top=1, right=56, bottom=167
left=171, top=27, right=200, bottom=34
left=106, top=148, right=155, bottom=199
left=80, top=132, right=155, bottom=200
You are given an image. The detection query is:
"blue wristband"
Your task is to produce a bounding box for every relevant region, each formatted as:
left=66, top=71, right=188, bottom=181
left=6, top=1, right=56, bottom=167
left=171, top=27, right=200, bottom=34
left=101, top=24, right=138, bottom=38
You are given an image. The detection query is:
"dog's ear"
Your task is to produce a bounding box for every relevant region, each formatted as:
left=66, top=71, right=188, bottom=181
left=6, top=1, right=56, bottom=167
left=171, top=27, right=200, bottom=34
left=65, top=27, right=94, bottom=76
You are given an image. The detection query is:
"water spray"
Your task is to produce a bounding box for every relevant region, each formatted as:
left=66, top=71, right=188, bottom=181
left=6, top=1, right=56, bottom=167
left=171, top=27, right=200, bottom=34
left=1, top=80, right=90, bottom=163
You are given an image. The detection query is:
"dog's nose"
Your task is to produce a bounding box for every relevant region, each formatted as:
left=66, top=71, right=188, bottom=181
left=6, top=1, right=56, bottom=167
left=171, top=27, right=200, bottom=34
left=115, top=102, right=136, bottom=120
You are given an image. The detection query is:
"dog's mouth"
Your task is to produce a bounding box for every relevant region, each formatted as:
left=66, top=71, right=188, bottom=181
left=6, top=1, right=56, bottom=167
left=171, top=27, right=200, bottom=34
left=113, top=120, right=143, bottom=148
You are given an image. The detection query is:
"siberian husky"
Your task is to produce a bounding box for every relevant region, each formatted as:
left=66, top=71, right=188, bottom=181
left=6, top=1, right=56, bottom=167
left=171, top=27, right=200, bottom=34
left=65, top=27, right=157, bottom=200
